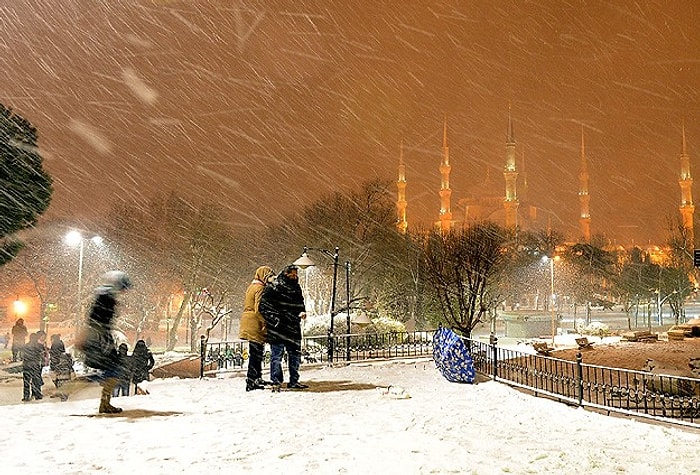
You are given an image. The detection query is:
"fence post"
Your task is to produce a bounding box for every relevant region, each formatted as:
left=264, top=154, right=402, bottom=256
left=490, top=333, right=498, bottom=380
left=576, top=352, right=583, bottom=406
left=199, top=335, right=206, bottom=379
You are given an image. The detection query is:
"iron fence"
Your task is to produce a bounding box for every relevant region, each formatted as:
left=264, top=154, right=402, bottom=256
left=201, top=330, right=435, bottom=369
left=467, top=337, right=700, bottom=428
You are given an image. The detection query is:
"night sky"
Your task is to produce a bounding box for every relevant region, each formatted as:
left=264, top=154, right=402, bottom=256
left=2, top=0, right=699, bottom=244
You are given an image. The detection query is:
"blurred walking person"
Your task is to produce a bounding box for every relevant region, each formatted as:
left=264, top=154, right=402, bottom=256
left=240, top=265, right=275, bottom=391
left=78, top=271, right=132, bottom=414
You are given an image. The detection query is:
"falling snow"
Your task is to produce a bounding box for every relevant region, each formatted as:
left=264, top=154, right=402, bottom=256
left=1, top=1, right=698, bottom=242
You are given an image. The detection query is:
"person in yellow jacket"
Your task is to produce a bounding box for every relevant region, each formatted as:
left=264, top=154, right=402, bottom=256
left=239, top=265, right=275, bottom=391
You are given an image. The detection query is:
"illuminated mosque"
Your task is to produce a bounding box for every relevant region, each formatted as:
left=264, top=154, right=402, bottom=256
left=396, top=112, right=695, bottom=252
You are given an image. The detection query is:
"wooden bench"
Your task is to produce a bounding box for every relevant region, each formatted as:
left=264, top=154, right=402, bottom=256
left=533, top=341, right=555, bottom=356
left=576, top=337, right=594, bottom=349
left=667, top=329, right=686, bottom=341
left=621, top=330, right=658, bottom=342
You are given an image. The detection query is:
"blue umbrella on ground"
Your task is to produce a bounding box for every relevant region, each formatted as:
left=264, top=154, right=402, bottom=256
left=432, top=326, right=476, bottom=383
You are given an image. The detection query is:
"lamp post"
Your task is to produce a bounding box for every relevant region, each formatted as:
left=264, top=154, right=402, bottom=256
left=542, top=255, right=559, bottom=345
left=293, top=246, right=340, bottom=363
left=345, top=261, right=351, bottom=361
left=340, top=261, right=372, bottom=361
left=65, top=231, right=103, bottom=319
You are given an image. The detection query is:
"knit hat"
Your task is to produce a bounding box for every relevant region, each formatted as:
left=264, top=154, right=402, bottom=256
left=101, top=271, right=132, bottom=291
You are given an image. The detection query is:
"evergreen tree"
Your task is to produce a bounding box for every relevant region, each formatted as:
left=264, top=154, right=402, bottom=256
left=0, top=103, right=52, bottom=265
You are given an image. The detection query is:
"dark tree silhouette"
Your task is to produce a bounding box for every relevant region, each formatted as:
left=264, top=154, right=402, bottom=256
left=0, top=103, right=52, bottom=265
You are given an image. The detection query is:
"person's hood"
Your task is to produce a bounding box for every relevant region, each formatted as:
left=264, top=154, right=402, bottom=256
left=254, top=266, right=275, bottom=284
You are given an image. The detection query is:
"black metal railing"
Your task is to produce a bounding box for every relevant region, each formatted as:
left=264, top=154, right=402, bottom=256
left=466, top=337, right=700, bottom=427
left=201, top=330, right=435, bottom=372
left=203, top=339, right=248, bottom=370
left=308, top=330, right=435, bottom=364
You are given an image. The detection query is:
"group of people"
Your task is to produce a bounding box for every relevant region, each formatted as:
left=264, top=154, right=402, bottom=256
left=240, top=264, right=309, bottom=392
left=12, top=263, right=306, bottom=412
left=112, top=339, right=156, bottom=398
left=18, top=330, right=73, bottom=402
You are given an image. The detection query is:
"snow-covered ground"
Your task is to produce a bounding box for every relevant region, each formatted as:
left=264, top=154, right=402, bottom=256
left=1, top=356, right=699, bottom=474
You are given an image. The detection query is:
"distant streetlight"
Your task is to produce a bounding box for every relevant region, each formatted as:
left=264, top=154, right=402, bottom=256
left=293, top=246, right=339, bottom=362
left=65, top=231, right=103, bottom=319
left=13, top=297, right=27, bottom=318
left=345, top=261, right=351, bottom=361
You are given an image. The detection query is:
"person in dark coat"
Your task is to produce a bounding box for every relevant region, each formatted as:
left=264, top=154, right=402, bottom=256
left=36, top=330, right=49, bottom=368
left=49, top=334, right=65, bottom=372
left=131, top=339, right=154, bottom=395
left=113, top=343, right=132, bottom=397
left=11, top=318, right=28, bottom=362
left=81, top=270, right=132, bottom=413
left=22, top=332, right=44, bottom=401
left=259, top=265, right=308, bottom=389
left=49, top=334, right=73, bottom=389
left=239, top=265, right=275, bottom=391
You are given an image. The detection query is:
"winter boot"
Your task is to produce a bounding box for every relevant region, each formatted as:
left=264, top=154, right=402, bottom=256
left=99, top=378, right=123, bottom=414
left=246, top=378, right=264, bottom=392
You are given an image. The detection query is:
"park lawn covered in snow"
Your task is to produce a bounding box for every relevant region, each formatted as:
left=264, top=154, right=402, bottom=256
left=2, top=358, right=699, bottom=474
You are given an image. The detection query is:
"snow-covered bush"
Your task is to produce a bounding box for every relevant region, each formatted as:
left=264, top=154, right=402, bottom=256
left=301, top=312, right=406, bottom=337
left=582, top=321, right=610, bottom=337
left=364, top=315, right=406, bottom=334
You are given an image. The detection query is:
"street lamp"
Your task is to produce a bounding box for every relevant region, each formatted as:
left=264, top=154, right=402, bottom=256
left=13, top=297, right=27, bottom=319
left=345, top=261, right=351, bottom=361
left=293, top=246, right=340, bottom=362
left=542, top=255, right=560, bottom=345
left=65, top=230, right=103, bottom=319
left=340, top=261, right=373, bottom=361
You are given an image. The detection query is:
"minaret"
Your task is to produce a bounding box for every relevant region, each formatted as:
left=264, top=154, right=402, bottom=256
left=503, top=107, right=519, bottom=228
left=438, top=117, right=452, bottom=233
left=679, top=121, right=695, bottom=246
left=520, top=148, right=528, bottom=203
left=578, top=127, right=591, bottom=243
left=396, top=141, right=408, bottom=234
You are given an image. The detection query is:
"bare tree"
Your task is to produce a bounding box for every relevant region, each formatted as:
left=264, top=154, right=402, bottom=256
left=664, top=216, right=695, bottom=323
left=104, top=192, right=244, bottom=350
left=422, top=223, right=514, bottom=337
left=191, top=287, right=234, bottom=349
left=265, top=178, right=418, bottom=323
